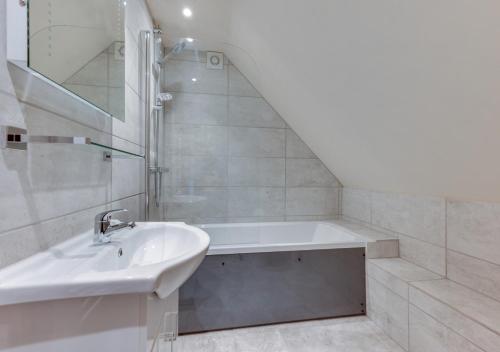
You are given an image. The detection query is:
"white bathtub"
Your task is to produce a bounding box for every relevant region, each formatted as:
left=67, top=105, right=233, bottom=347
left=197, top=221, right=366, bottom=255
left=181, top=221, right=367, bottom=332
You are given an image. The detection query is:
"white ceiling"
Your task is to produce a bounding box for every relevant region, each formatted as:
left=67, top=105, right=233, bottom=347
left=146, top=0, right=230, bottom=50
left=147, top=0, right=500, bottom=201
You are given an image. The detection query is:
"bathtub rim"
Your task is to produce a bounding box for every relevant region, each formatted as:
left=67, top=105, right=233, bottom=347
left=196, top=221, right=367, bottom=255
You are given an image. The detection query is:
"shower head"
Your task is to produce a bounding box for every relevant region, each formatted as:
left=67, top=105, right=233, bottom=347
left=157, top=40, right=187, bottom=64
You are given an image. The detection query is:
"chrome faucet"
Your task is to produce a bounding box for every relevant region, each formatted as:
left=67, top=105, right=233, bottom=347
left=94, top=209, right=136, bottom=244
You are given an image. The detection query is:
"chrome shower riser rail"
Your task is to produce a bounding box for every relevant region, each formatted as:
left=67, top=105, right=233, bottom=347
left=140, top=30, right=151, bottom=221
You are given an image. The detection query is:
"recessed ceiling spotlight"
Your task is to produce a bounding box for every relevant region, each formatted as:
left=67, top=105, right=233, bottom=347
left=191, top=78, right=197, bottom=82
left=182, top=7, right=193, bottom=18
left=186, top=37, right=194, bottom=43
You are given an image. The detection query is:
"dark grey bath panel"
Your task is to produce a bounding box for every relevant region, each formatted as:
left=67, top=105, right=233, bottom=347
left=179, top=248, right=366, bottom=333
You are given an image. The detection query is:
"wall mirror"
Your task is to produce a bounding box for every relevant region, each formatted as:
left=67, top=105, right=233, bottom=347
left=27, top=0, right=126, bottom=121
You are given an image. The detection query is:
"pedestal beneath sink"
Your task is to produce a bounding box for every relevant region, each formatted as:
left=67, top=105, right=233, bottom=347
left=0, top=291, right=179, bottom=352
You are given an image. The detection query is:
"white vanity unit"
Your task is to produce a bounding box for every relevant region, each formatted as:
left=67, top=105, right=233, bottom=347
left=0, top=223, right=209, bottom=352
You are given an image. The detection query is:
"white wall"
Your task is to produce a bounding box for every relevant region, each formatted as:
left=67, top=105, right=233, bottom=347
left=150, top=0, right=500, bottom=202
left=227, top=0, right=500, bottom=202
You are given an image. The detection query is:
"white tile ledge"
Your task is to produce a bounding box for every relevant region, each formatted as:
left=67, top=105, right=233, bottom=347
left=410, top=279, right=500, bottom=336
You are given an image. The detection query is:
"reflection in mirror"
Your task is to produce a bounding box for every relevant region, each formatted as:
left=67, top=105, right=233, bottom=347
left=28, top=0, right=126, bottom=120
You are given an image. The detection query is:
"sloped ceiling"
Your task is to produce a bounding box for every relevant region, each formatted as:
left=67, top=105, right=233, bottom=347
left=148, top=0, right=500, bottom=201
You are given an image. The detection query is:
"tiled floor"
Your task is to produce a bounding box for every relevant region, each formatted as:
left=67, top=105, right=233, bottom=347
left=175, top=317, right=404, bottom=352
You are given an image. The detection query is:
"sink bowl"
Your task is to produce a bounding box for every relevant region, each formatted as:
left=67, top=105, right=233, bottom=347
left=0, top=222, right=210, bottom=306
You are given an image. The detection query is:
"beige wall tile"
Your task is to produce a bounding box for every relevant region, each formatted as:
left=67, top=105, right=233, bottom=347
left=228, top=187, right=285, bottom=217
left=286, top=187, right=340, bottom=216
left=285, top=129, right=316, bottom=159
left=166, top=93, right=228, bottom=125
left=168, top=155, right=228, bottom=187
left=165, top=187, right=227, bottom=221
left=409, top=305, right=483, bottom=352
left=447, top=200, right=500, bottom=266
left=228, top=127, right=285, bottom=158
left=228, top=96, right=285, bottom=128
left=342, top=187, right=371, bottom=223
left=228, top=65, right=260, bottom=97
left=228, top=157, right=285, bottom=187
left=372, top=192, right=445, bottom=246
left=286, top=158, right=340, bottom=187
left=398, top=234, right=445, bottom=276
left=367, top=276, right=409, bottom=350
left=447, top=250, right=500, bottom=302
left=410, top=282, right=500, bottom=352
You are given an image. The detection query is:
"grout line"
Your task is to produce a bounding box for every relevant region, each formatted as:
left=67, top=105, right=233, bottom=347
left=408, top=304, right=488, bottom=352
left=164, top=153, right=310, bottom=159
left=339, top=188, right=344, bottom=217
left=64, top=82, right=124, bottom=89
left=365, top=291, right=409, bottom=351
left=162, top=56, right=340, bottom=223
left=167, top=186, right=342, bottom=190
left=0, top=192, right=145, bottom=237
left=167, top=121, right=288, bottom=129
left=410, top=284, right=500, bottom=338
left=225, top=65, right=230, bottom=221
left=369, top=190, right=373, bottom=225
left=407, top=280, right=411, bottom=351
left=367, top=268, right=411, bottom=301
left=167, top=90, right=261, bottom=99
left=369, top=257, right=442, bottom=279
left=444, top=200, right=448, bottom=278
left=446, top=247, right=500, bottom=269
left=386, top=229, right=446, bottom=249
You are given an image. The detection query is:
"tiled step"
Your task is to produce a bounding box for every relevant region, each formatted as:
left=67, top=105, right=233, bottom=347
left=409, top=304, right=485, bottom=352
left=366, top=258, right=442, bottom=351
left=410, top=279, right=500, bottom=352
left=368, top=258, right=442, bottom=299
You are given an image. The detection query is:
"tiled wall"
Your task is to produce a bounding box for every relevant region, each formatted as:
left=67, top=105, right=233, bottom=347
left=446, top=201, right=500, bottom=302
left=343, top=187, right=500, bottom=301
left=343, top=188, right=446, bottom=275
left=155, top=51, right=342, bottom=224
left=0, top=0, right=152, bottom=269
left=346, top=187, right=500, bottom=351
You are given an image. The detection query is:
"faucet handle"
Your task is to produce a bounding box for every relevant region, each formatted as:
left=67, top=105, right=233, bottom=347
left=94, top=209, right=129, bottom=235
left=93, top=209, right=135, bottom=244
left=96, top=209, right=129, bottom=222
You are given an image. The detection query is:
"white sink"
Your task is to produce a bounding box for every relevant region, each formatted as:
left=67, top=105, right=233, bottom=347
left=0, top=222, right=210, bottom=306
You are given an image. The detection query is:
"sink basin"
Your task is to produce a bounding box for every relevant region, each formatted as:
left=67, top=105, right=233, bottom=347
left=0, top=222, right=210, bottom=306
